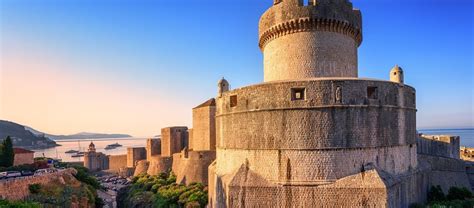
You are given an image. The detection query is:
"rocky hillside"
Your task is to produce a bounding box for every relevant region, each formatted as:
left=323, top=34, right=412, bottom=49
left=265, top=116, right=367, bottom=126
left=0, top=120, right=58, bottom=149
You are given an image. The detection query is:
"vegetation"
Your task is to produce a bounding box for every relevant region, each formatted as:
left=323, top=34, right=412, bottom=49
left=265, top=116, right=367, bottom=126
left=0, top=199, right=41, bottom=208
left=425, top=185, right=474, bottom=208
left=28, top=184, right=42, bottom=194
left=0, top=136, right=15, bottom=167
left=118, top=172, right=208, bottom=208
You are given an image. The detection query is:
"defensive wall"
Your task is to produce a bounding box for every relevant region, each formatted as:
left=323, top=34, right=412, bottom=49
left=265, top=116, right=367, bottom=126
left=192, top=99, right=216, bottom=151
left=127, top=147, right=146, bottom=168
left=161, top=127, right=188, bottom=157
left=147, top=138, right=161, bottom=159
left=172, top=149, right=215, bottom=185
left=0, top=169, right=77, bottom=201
left=108, top=154, right=127, bottom=171
left=417, top=135, right=460, bottom=159
left=215, top=79, right=416, bottom=183
left=134, top=160, right=150, bottom=176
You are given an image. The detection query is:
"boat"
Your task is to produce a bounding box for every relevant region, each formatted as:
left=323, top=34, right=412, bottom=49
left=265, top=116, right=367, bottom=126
left=71, top=152, right=84, bottom=157
left=105, top=143, right=122, bottom=150
left=65, top=150, right=79, bottom=154
left=104, top=146, right=116, bottom=150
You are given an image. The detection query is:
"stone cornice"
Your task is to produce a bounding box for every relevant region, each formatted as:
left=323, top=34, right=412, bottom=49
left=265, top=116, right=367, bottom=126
left=258, top=17, right=362, bottom=50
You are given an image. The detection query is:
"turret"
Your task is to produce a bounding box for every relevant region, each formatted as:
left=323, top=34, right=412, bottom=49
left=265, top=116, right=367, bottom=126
left=88, top=142, right=96, bottom=152
left=217, top=78, right=229, bottom=97
left=259, top=0, right=363, bottom=81
left=390, top=65, right=404, bottom=84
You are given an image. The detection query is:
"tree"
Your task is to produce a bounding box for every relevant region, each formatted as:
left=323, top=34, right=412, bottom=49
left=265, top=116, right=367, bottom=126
left=0, top=136, right=15, bottom=167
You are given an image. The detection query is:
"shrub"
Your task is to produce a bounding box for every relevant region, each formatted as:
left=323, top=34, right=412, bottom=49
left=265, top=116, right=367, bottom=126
left=447, top=187, right=473, bottom=201
left=29, top=183, right=42, bottom=194
left=428, top=185, right=446, bottom=203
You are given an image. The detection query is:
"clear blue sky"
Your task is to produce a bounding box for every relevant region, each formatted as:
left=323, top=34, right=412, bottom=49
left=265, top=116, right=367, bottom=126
left=1, top=0, right=473, bottom=136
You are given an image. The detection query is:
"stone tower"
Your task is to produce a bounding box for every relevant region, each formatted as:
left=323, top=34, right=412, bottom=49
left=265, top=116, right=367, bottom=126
left=390, top=65, right=404, bottom=84
left=217, top=78, right=229, bottom=97
left=209, top=0, right=420, bottom=207
left=88, top=142, right=96, bottom=152
left=260, top=0, right=362, bottom=81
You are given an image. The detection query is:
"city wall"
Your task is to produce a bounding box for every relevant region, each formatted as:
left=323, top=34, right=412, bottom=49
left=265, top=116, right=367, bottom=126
left=127, top=147, right=146, bottom=168
left=108, top=154, right=127, bottom=171
left=0, top=169, right=77, bottom=201
left=172, top=150, right=216, bottom=185
left=417, top=135, right=460, bottom=159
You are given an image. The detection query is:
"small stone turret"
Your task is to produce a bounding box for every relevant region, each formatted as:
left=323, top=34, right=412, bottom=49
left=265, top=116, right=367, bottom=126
left=259, top=0, right=362, bottom=81
left=88, top=142, right=96, bottom=152
left=390, top=65, right=404, bottom=84
left=217, top=78, right=229, bottom=97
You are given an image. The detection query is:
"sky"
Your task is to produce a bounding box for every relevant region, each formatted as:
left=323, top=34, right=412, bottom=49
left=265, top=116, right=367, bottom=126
left=0, top=0, right=473, bottom=137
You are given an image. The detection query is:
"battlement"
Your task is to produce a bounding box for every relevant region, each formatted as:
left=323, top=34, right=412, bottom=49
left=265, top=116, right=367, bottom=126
left=259, top=0, right=362, bottom=81
left=259, top=0, right=362, bottom=49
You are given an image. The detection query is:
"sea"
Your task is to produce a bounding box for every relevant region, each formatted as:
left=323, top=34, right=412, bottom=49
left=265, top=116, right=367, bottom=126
left=32, top=128, right=474, bottom=162
left=32, top=137, right=148, bottom=162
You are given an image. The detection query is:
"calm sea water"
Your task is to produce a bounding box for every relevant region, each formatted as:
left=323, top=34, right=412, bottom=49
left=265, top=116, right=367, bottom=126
left=32, top=129, right=474, bottom=162
left=418, top=128, right=474, bottom=147
left=32, top=137, right=148, bottom=162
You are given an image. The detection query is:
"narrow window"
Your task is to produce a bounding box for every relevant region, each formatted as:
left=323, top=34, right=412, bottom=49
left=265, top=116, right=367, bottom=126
left=230, top=95, right=238, bottom=107
left=291, top=88, right=306, bottom=101
left=367, top=87, right=378, bottom=99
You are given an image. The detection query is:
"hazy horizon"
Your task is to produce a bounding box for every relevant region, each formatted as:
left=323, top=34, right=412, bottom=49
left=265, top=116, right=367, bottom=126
left=1, top=0, right=473, bottom=137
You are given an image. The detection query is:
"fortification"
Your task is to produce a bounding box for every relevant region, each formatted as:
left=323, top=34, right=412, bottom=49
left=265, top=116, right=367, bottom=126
left=260, top=0, right=362, bottom=81
left=146, top=138, right=161, bottom=158
left=108, top=154, right=127, bottom=171
left=191, top=98, right=216, bottom=151
left=127, top=147, right=146, bottom=168
left=161, top=127, right=188, bottom=157
left=209, top=0, right=424, bottom=207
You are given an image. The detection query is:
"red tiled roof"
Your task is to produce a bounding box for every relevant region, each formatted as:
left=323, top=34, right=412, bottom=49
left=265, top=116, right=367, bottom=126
left=13, top=148, right=34, bottom=154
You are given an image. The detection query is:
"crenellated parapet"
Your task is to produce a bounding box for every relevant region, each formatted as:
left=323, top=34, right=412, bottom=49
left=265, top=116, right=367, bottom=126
left=259, top=0, right=362, bottom=49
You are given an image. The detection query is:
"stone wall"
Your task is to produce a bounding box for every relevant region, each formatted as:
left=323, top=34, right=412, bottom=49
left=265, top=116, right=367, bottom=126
left=147, top=155, right=173, bottom=176
left=127, top=147, right=146, bottom=168
left=161, top=127, right=188, bottom=157
left=417, top=135, right=460, bottom=159
left=147, top=138, right=161, bottom=159
left=108, top=154, right=127, bottom=171
left=134, top=160, right=149, bottom=176
left=0, top=169, right=77, bottom=201
left=13, top=153, right=34, bottom=166
left=259, top=0, right=362, bottom=81
left=217, top=79, right=416, bottom=151
left=172, top=150, right=216, bottom=185
left=192, top=100, right=216, bottom=151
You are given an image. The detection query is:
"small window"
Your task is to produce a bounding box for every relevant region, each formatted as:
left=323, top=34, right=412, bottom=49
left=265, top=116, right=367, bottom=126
left=367, top=87, right=378, bottom=99
left=291, top=88, right=306, bottom=101
left=230, top=95, right=238, bottom=107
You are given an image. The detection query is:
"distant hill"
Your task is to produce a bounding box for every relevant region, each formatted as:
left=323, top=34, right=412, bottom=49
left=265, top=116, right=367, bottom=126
left=24, top=125, right=132, bottom=140
left=46, top=132, right=132, bottom=140
left=0, top=120, right=133, bottom=149
left=0, top=120, right=58, bottom=149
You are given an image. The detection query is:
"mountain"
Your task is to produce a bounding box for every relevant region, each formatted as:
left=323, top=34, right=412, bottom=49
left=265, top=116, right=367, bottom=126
left=0, top=120, right=58, bottom=149
left=46, top=132, right=132, bottom=140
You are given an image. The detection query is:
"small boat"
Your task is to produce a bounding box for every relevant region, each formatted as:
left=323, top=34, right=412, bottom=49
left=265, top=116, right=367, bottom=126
left=104, top=146, right=116, bottom=150
left=71, top=152, right=85, bottom=157
left=65, top=150, right=79, bottom=154
left=105, top=143, right=122, bottom=150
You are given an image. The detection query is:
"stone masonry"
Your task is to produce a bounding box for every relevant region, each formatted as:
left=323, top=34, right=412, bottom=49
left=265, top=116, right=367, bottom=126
left=207, top=0, right=470, bottom=207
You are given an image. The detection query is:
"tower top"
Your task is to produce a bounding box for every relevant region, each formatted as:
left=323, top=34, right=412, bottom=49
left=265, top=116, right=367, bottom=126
left=88, top=142, right=96, bottom=152
left=259, top=0, right=362, bottom=50
left=259, top=0, right=363, bottom=81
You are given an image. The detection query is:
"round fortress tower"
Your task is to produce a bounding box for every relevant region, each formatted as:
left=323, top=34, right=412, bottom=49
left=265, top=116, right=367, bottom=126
left=259, top=0, right=362, bottom=81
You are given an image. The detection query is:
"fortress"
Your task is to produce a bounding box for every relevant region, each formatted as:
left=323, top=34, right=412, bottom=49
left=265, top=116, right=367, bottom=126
left=80, top=1, right=473, bottom=207
left=205, top=0, right=471, bottom=207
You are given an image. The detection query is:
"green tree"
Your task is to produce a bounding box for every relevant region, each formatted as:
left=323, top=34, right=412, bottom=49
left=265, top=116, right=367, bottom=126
left=0, top=136, right=15, bottom=167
